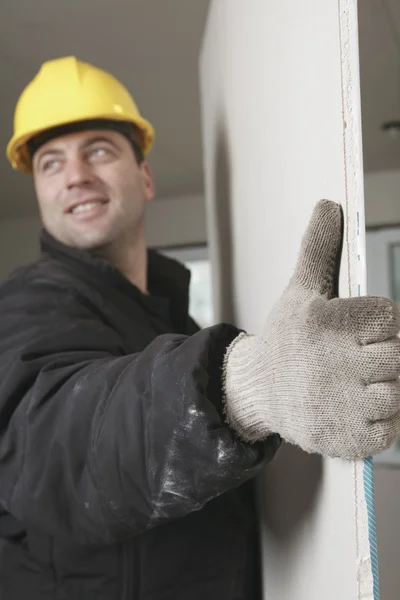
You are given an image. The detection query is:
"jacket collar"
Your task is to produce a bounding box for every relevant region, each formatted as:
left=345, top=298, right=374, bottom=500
left=40, top=228, right=192, bottom=331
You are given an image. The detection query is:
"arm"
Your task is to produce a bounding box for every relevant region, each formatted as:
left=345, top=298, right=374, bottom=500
left=0, top=280, right=271, bottom=544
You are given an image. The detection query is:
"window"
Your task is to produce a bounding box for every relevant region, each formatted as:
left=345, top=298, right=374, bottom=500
left=159, top=245, right=214, bottom=329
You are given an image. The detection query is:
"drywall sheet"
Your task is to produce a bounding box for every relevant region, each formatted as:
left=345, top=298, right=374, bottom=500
left=200, top=1, right=377, bottom=599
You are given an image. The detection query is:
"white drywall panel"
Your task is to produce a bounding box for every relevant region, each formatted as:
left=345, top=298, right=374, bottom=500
left=200, top=1, right=374, bottom=599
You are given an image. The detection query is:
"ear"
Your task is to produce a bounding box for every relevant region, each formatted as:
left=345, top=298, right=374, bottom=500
left=140, top=161, right=155, bottom=203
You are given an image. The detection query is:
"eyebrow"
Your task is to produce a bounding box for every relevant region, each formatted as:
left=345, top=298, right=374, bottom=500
left=79, top=136, right=120, bottom=151
left=37, top=148, right=64, bottom=160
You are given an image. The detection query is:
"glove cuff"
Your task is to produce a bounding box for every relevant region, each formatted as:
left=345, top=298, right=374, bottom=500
left=222, top=332, right=274, bottom=442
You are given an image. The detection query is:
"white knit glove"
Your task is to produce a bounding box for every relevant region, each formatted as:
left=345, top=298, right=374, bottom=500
left=223, top=200, right=400, bottom=459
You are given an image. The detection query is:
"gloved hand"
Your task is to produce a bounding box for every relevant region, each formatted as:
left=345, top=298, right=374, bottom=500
left=223, top=200, right=400, bottom=459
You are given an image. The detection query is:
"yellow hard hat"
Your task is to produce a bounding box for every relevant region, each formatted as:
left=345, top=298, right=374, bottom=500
left=7, top=56, right=155, bottom=173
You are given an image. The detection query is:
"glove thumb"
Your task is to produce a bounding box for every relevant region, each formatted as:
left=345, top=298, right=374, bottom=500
left=293, top=199, right=344, bottom=299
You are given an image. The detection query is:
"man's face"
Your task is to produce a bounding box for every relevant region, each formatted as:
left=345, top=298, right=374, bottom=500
left=33, top=129, right=155, bottom=250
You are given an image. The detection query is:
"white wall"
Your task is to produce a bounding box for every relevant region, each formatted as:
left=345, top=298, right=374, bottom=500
left=366, top=225, right=400, bottom=300
left=146, top=194, right=206, bottom=248
left=0, top=194, right=207, bottom=281
left=200, top=1, right=369, bottom=599
left=364, top=169, right=400, bottom=226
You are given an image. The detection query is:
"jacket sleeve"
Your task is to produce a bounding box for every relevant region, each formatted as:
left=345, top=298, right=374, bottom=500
left=0, top=278, right=275, bottom=544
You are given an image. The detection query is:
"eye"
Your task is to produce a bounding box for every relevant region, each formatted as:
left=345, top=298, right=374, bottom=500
left=42, top=158, right=60, bottom=173
left=89, top=146, right=110, bottom=159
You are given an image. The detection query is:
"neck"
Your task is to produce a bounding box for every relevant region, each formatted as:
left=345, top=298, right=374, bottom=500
left=95, top=229, right=149, bottom=294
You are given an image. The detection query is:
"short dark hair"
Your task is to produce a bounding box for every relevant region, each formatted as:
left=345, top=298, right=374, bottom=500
left=27, top=119, right=144, bottom=164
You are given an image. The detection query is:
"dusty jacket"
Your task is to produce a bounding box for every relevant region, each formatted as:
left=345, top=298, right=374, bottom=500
left=0, top=230, right=280, bottom=600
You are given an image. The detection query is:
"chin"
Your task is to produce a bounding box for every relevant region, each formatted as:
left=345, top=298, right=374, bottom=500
left=51, top=217, right=135, bottom=252
left=59, top=229, right=114, bottom=251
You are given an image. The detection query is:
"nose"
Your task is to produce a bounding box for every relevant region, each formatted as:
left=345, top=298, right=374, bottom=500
left=64, top=155, right=95, bottom=189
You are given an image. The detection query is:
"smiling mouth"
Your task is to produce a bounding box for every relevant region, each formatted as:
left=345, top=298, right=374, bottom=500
left=69, top=200, right=108, bottom=214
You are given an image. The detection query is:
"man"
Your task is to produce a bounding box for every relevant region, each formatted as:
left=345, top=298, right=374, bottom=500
left=0, top=56, right=399, bottom=600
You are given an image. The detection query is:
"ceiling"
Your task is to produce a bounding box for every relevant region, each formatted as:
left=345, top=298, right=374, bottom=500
left=0, top=0, right=399, bottom=219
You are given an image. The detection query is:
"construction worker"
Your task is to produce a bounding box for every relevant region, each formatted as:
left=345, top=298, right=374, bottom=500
left=0, top=56, right=399, bottom=600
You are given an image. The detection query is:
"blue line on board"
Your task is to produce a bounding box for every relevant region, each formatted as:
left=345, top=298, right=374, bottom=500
left=359, top=282, right=380, bottom=598
left=364, top=457, right=380, bottom=599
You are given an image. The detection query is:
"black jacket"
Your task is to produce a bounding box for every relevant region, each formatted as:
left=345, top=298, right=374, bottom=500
left=0, top=230, right=280, bottom=600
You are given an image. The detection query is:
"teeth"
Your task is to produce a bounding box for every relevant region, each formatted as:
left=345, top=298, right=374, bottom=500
left=72, top=201, right=104, bottom=214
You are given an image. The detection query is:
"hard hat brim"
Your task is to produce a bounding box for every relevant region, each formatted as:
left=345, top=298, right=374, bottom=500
left=7, top=113, right=155, bottom=173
